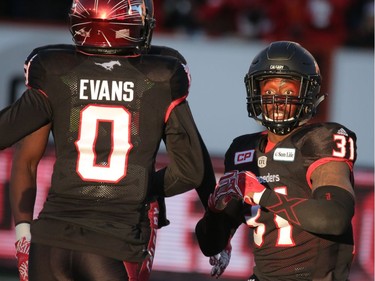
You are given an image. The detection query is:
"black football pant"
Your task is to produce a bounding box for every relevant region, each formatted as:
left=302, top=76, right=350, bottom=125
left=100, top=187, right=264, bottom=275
left=28, top=243, right=129, bottom=281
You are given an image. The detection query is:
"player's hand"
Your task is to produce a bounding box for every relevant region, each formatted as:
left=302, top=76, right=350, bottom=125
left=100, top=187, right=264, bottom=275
left=15, top=237, right=30, bottom=281
left=208, top=170, right=265, bottom=211
left=208, top=171, right=243, bottom=212
left=209, top=242, right=232, bottom=278
left=237, top=171, right=265, bottom=205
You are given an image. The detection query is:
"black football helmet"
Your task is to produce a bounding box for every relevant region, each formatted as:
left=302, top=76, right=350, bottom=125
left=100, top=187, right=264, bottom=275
left=244, top=41, right=324, bottom=135
left=69, top=0, right=155, bottom=52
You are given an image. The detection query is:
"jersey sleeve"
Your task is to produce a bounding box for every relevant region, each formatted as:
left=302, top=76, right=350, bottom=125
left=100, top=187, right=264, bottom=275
left=153, top=101, right=205, bottom=197
left=24, top=44, right=76, bottom=90
left=160, top=58, right=191, bottom=124
left=149, top=47, right=214, bottom=206
left=299, top=123, right=357, bottom=165
left=148, top=45, right=187, bottom=65
left=25, top=44, right=75, bottom=66
left=0, top=47, right=57, bottom=149
left=0, top=88, right=52, bottom=149
left=297, top=123, right=357, bottom=184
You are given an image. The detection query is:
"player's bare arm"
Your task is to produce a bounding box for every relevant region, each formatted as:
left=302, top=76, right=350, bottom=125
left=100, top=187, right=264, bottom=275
left=10, top=123, right=51, bottom=225
left=311, top=160, right=355, bottom=197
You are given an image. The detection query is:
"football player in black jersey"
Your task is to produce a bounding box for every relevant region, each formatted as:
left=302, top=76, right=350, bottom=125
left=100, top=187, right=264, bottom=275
left=196, top=41, right=356, bottom=281
left=2, top=1, right=216, bottom=280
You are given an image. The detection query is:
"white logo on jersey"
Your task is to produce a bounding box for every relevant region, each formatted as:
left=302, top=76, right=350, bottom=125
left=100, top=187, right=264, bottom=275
left=337, top=128, right=348, bottom=136
left=234, top=149, right=255, bottom=164
left=258, top=173, right=280, bottom=184
left=257, top=156, right=267, bottom=168
left=95, top=60, right=121, bottom=71
left=273, top=148, right=296, bottom=162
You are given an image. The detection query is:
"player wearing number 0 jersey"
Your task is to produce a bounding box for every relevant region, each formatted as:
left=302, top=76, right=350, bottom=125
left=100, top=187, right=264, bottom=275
left=8, top=43, right=215, bottom=281
left=0, top=41, right=212, bottom=261
left=2, top=32, right=215, bottom=274
left=6, top=1, right=216, bottom=280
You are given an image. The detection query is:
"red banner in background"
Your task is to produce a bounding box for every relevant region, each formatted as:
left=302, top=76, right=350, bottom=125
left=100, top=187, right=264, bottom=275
left=0, top=148, right=373, bottom=280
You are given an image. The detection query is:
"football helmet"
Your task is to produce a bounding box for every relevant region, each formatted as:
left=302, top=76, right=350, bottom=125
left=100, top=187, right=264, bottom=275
left=244, top=41, right=324, bottom=135
left=69, top=0, right=155, bottom=52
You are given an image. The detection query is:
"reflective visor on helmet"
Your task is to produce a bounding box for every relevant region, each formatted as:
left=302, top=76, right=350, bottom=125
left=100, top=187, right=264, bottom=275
left=69, top=0, right=155, bottom=50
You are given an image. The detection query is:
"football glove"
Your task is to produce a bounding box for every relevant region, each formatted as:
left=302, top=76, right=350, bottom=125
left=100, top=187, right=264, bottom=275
left=209, top=241, right=232, bottom=278
left=15, top=236, right=30, bottom=281
left=208, top=170, right=265, bottom=211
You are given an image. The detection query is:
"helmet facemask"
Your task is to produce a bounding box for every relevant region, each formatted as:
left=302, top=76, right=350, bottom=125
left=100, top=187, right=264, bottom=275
left=244, top=41, right=323, bottom=135
left=245, top=73, right=321, bottom=135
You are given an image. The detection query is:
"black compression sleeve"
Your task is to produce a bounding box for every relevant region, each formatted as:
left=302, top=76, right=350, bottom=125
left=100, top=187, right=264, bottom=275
left=194, top=132, right=216, bottom=209
left=259, top=185, right=355, bottom=235
left=195, top=211, right=232, bottom=256
left=195, top=199, right=244, bottom=256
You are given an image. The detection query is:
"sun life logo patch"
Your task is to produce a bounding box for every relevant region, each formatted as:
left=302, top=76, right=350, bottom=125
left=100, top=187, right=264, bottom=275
left=273, top=148, right=296, bottom=162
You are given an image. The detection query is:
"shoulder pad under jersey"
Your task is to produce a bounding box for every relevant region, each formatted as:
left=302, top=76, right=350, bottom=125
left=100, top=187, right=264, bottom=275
left=148, top=45, right=187, bottom=65
left=25, top=44, right=75, bottom=65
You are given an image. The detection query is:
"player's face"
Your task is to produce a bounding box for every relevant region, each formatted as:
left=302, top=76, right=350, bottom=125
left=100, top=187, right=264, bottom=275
left=259, top=78, right=301, bottom=121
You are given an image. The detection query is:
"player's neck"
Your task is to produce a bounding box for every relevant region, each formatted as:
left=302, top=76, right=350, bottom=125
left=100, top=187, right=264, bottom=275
left=267, top=131, right=289, bottom=144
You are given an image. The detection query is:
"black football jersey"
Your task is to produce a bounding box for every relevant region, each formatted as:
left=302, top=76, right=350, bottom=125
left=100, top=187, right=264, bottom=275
left=224, top=122, right=357, bottom=280
left=0, top=45, right=208, bottom=261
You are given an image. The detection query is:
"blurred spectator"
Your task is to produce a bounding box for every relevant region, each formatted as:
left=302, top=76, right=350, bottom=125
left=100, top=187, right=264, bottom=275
left=260, top=0, right=350, bottom=48
left=345, top=0, right=374, bottom=48
left=0, top=0, right=372, bottom=48
left=197, top=0, right=271, bottom=38
left=157, top=0, right=203, bottom=35
left=256, top=0, right=353, bottom=122
left=0, top=0, right=71, bottom=23
left=233, top=0, right=272, bottom=39
left=197, top=0, right=238, bottom=36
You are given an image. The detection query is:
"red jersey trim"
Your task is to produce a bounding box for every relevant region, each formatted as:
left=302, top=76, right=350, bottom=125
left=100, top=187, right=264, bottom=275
left=26, top=86, right=48, bottom=98
left=306, top=157, right=354, bottom=189
left=265, top=138, right=276, bottom=153
left=164, top=95, right=187, bottom=123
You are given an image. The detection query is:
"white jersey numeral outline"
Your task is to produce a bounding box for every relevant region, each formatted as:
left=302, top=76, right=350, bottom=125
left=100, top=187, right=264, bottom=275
left=75, top=105, right=132, bottom=183
left=246, top=187, right=295, bottom=247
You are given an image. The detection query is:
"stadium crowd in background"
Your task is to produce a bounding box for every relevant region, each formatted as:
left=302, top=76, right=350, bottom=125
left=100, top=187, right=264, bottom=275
left=0, top=0, right=373, bottom=49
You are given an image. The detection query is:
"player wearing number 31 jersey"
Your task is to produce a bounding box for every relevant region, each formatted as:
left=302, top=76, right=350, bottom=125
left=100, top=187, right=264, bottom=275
left=224, top=122, right=356, bottom=280
left=196, top=41, right=357, bottom=280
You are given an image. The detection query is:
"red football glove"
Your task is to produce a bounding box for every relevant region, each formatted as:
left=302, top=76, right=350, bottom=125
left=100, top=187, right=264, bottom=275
left=15, top=237, right=30, bottom=281
left=208, top=170, right=265, bottom=211
left=208, top=171, right=241, bottom=212
left=209, top=240, right=232, bottom=278
left=237, top=170, right=265, bottom=205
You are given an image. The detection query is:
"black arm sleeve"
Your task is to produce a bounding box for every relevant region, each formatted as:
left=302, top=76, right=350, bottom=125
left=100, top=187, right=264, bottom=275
left=333, top=225, right=354, bottom=281
left=0, top=89, right=52, bottom=149
left=195, top=198, right=244, bottom=256
left=154, top=102, right=205, bottom=197
left=259, top=185, right=355, bottom=235
left=194, top=131, right=216, bottom=209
